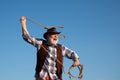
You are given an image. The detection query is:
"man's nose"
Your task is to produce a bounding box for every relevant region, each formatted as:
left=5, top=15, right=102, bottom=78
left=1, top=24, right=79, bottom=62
left=55, top=34, right=58, bottom=38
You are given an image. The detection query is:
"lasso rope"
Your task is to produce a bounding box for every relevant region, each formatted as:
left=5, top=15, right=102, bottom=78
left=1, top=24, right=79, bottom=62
left=25, top=17, right=83, bottom=80
left=26, top=17, right=65, bottom=40
left=26, top=17, right=64, bottom=29
left=68, top=64, right=83, bottom=80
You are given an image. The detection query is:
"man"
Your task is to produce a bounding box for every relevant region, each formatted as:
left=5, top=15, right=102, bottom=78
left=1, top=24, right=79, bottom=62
left=20, top=16, right=80, bottom=80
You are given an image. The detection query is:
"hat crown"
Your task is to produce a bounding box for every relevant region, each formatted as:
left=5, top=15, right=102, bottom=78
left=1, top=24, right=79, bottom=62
left=47, top=27, right=57, bottom=33
left=43, top=27, right=61, bottom=39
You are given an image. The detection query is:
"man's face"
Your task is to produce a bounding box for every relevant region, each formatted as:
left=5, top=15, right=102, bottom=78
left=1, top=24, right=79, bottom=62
left=47, top=33, right=59, bottom=46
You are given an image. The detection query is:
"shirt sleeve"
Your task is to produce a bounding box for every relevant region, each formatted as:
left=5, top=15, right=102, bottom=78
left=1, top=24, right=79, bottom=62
left=22, top=34, right=42, bottom=49
left=62, top=45, right=79, bottom=61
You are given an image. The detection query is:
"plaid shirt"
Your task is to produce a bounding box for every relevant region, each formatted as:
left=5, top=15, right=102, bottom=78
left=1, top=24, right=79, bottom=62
left=22, top=34, right=79, bottom=80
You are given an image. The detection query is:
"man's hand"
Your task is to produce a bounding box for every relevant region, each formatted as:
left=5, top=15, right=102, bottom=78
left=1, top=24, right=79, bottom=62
left=73, top=59, right=79, bottom=67
left=20, top=16, right=26, bottom=24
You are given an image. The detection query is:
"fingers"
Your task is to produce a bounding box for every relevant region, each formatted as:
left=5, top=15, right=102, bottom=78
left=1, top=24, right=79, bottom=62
left=20, top=16, right=26, bottom=23
left=20, top=16, right=26, bottom=19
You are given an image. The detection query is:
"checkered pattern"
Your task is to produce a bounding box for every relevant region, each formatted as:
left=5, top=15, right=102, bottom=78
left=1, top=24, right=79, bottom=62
left=23, top=34, right=79, bottom=80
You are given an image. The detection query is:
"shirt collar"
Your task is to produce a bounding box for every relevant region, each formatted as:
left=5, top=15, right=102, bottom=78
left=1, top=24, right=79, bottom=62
left=45, top=42, right=57, bottom=48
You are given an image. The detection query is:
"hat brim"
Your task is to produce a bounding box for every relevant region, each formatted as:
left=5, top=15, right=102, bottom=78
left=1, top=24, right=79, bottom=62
left=43, top=32, right=61, bottom=39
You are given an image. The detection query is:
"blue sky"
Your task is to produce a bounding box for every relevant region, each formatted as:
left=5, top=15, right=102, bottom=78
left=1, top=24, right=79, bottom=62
left=0, top=0, right=120, bottom=80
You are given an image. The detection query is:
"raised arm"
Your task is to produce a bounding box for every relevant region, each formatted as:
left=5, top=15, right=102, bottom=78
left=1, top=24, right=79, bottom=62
left=20, top=16, right=29, bottom=35
left=20, top=16, right=42, bottom=49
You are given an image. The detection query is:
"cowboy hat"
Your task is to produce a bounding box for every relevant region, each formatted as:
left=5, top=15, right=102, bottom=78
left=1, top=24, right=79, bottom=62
left=43, top=27, right=61, bottom=39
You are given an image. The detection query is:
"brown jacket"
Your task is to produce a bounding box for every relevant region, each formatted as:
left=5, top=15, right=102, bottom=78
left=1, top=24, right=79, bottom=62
left=35, top=40, right=63, bottom=80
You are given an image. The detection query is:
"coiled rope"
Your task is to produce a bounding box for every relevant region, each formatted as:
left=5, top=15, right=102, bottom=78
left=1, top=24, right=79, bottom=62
left=68, top=64, right=83, bottom=80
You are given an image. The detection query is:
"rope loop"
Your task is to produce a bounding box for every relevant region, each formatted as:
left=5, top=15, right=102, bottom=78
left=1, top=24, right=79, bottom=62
left=68, top=64, right=83, bottom=80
